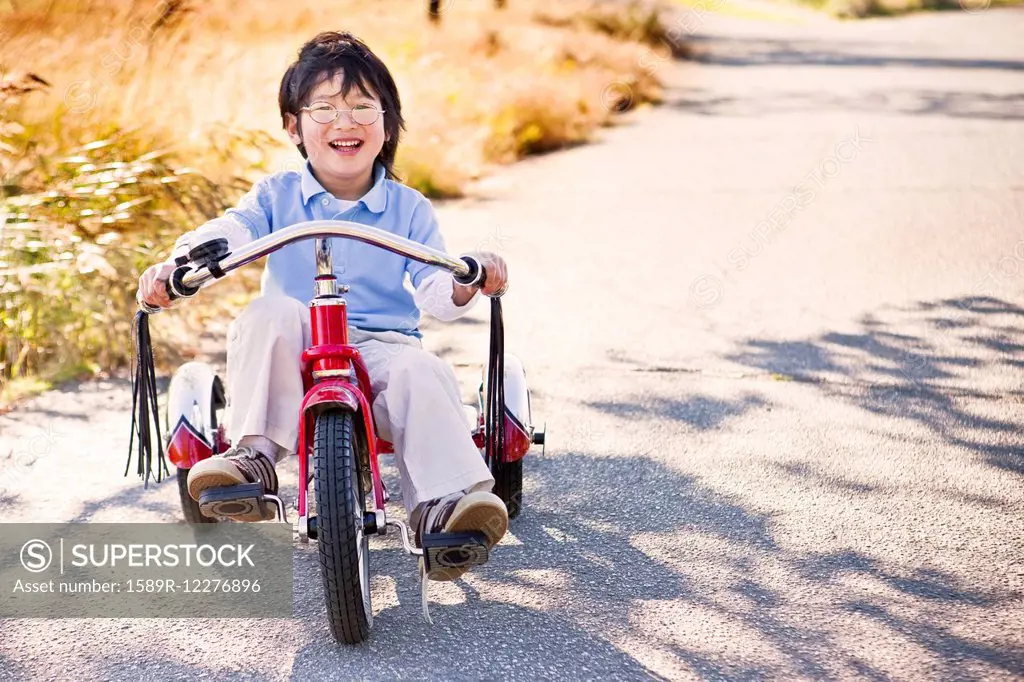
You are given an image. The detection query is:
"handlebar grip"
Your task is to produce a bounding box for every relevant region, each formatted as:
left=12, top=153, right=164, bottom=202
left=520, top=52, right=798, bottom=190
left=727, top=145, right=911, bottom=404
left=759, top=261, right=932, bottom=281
left=168, top=266, right=201, bottom=300
left=164, top=277, right=178, bottom=303
left=454, top=255, right=486, bottom=288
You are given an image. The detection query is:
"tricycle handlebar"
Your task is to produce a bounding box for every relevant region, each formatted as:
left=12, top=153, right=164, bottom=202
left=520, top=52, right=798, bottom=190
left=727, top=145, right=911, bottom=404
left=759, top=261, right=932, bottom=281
left=139, top=220, right=485, bottom=313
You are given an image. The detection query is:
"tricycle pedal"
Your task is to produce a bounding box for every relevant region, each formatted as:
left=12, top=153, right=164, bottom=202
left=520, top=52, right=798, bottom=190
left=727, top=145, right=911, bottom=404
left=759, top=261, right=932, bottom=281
left=421, top=531, right=489, bottom=574
left=198, top=482, right=286, bottom=522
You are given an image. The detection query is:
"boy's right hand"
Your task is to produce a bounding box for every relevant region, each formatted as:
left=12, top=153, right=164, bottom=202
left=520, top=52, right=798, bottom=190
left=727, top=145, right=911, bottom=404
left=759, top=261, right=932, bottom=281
left=138, top=261, right=177, bottom=309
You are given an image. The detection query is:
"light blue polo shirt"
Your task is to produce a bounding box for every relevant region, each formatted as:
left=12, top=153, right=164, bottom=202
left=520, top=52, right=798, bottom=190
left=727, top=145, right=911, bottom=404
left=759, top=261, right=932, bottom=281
left=221, top=161, right=448, bottom=337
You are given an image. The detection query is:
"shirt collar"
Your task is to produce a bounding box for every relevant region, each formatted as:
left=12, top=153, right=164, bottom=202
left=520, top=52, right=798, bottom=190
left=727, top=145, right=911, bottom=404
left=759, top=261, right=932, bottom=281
left=300, top=161, right=388, bottom=214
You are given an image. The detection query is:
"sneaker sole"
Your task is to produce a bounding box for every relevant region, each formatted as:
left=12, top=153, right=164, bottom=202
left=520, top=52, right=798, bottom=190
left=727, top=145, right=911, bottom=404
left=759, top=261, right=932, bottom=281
left=186, top=461, right=275, bottom=522
left=427, top=492, right=509, bottom=582
left=445, top=492, right=509, bottom=548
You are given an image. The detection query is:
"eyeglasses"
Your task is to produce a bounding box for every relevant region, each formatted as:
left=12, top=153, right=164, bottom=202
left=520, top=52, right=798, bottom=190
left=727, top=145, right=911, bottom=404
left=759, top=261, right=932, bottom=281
left=300, top=103, right=385, bottom=126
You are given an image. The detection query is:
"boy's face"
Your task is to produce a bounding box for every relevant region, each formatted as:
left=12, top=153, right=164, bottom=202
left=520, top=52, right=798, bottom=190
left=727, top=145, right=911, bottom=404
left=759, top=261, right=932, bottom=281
left=285, top=71, right=387, bottom=196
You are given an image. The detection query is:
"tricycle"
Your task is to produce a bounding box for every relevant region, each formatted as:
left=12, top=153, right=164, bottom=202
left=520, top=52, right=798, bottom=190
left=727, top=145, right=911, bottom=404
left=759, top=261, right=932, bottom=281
left=127, top=221, right=544, bottom=643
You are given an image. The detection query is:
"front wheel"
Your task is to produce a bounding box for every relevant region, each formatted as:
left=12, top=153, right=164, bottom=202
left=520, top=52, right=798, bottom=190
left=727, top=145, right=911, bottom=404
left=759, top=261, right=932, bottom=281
left=314, top=410, right=372, bottom=644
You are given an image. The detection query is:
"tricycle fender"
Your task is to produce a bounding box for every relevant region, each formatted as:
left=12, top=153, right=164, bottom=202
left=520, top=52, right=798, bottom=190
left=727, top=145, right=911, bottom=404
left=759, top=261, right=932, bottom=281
left=300, top=380, right=363, bottom=415
left=165, top=361, right=225, bottom=468
left=481, top=353, right=534, bottom=463
left=297, top=379, right=384, bottom=513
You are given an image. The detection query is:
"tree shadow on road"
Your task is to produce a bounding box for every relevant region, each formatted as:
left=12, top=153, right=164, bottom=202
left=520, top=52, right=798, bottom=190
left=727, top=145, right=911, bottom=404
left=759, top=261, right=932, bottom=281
left=673, top=31, right=1024, bottom=121
left=291, top=449, right=781, bottom=680
left=586, top=392, right=767, bottom=430
left=0, top=491, right=23, bottom=514
left=668, top=86, right=1024, bottom=121
left=684, top=33, right=1024, bottom=73
left=0, top=650, right=33, bottom=681
left=66, top=478, right=182, bottom=523
left=725, top=296, right=1024, bottom=475
left=293, top=436, right=1023, bottom=678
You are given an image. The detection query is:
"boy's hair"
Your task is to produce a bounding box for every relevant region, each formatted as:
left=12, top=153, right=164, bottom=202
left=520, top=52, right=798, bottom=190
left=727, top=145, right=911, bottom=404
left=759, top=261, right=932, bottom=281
left=279, top=31, right=405, bottom=179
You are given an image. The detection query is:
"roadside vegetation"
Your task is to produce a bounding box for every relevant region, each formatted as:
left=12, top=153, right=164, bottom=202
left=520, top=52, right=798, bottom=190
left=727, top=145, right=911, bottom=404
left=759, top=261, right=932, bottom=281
left=0, top=0, right=684, bottom=408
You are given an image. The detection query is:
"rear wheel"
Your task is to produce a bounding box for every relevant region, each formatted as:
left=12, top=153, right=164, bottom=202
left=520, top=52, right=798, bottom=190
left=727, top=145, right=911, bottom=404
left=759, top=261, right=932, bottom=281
left=177, top=469, right=217, bottom=524
left=492, top=458, right=523, bottom=519
left=314, top=410, right=371, bottom=644
left=176, top=380, right=225, bottom=524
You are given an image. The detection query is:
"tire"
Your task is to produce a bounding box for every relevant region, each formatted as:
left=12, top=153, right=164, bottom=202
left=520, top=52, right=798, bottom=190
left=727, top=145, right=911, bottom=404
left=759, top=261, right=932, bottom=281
left=314, top=410, right=372, bottom=644
left=492, top=458, right=523, bottom=519
left=177, top=468, right=217, bottom=524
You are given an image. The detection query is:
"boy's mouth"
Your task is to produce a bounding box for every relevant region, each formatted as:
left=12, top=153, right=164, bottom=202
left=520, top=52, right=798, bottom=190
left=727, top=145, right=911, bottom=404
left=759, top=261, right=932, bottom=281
left=328, top=139, right=363, bottom=154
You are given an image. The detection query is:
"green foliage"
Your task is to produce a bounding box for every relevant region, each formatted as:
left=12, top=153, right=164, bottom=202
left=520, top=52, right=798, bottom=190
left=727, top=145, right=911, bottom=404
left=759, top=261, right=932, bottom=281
left=0, top=95, right=254, bottom=384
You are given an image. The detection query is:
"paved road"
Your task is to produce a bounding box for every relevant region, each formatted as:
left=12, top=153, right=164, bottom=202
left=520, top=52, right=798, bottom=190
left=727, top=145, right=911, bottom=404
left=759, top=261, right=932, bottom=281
left=2, top=6, right=1024, bottom=680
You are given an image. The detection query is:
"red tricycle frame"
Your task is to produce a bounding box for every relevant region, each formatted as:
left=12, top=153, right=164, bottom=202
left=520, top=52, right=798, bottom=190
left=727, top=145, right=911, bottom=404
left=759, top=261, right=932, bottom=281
left=297, top=288, right=389, bottom=517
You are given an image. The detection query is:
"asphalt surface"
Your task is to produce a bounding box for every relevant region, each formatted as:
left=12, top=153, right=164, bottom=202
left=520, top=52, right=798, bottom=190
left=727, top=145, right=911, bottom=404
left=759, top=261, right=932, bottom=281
left=2, top=5, right=1024, bottom=680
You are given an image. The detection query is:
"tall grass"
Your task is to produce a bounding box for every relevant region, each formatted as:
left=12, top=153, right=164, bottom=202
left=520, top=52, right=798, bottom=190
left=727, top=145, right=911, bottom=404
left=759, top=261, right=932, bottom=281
left=0, top=0, right=679, bottom=402
left=0, top=89, right=274, bottom=381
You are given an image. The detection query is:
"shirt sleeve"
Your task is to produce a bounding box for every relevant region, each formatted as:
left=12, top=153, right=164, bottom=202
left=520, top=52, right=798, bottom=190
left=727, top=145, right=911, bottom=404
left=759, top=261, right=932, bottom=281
left=406, top=197, right=480, bottom=320
left=405, top=198, right=449, bottom=289
left=414, top=269, right=481, bottom=322
left=164, top=179, right=271, bottom=264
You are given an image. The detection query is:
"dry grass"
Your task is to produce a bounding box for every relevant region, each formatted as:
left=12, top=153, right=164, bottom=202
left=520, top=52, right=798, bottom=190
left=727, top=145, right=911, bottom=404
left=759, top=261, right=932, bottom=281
left=536, top=0, right=691, bottom=58
left=0, top=0, right=681, bottom=402
left=0, top=0, right=669, bottom=189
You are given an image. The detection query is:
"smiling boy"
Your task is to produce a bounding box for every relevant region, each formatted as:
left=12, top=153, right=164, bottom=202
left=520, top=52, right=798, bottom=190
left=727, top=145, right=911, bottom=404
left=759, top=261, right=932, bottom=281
left=138, top=32, right=510, bottom=580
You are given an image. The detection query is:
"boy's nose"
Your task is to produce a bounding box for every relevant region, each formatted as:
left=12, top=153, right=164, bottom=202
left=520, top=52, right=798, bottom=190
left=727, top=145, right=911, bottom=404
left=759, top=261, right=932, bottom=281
left=332, top=111, right=359, bottom=129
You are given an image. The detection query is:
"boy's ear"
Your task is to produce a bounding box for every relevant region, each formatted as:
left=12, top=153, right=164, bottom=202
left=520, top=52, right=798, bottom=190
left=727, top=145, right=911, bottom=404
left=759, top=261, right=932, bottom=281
left=284, top=112, right=302, bottom=146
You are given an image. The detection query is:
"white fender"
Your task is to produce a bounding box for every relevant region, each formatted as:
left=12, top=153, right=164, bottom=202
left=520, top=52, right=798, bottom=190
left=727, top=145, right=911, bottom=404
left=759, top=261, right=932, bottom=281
left=482, top=353, right=534, bottom=433
left=502, top=354, right=533, bottom=433
left=165, top=361, right=224, bottom=445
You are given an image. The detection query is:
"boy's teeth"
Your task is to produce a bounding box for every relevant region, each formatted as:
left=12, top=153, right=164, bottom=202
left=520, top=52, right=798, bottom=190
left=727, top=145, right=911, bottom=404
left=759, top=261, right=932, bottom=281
left=331, top=140, right=360, bottom=148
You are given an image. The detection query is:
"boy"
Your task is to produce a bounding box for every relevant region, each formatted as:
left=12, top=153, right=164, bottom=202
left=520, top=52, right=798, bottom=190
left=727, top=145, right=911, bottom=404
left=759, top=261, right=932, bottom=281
left=138, top=31, right=509, bottom=580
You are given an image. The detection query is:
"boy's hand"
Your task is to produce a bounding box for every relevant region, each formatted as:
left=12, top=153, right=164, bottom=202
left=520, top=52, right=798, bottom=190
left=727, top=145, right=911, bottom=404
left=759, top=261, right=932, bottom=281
left=474, top=251, right=508, bottom=297
left=454, top=251, right=508, bottom=304
left=138, top=261, right=177, bottom=309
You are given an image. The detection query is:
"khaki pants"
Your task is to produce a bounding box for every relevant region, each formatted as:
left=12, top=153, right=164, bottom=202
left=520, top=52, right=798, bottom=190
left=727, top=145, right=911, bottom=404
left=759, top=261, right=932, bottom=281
left=225, top=295, right=493, bottom=513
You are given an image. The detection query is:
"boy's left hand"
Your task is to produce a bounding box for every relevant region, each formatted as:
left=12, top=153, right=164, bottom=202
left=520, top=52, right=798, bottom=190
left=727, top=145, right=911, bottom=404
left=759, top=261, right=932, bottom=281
left=455, top=251, right=508, bottom=302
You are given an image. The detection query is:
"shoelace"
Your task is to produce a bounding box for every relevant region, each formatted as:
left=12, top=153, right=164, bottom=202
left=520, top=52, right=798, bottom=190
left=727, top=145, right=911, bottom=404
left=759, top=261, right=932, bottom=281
left=421, top=564, right=433, bottom=624
left=417, top=492, right=462, bottom=623
left=231, top=448, right=279, bottom=494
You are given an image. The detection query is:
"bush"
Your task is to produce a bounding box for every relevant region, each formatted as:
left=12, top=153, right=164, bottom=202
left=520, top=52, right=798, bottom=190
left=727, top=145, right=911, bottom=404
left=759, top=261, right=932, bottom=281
left=396, top=143, right=466, bottom=199
left=0, top=91, right=242, bottom=384
left=483, top=92, right=596, bottom=163
left=537, top=1, right=690, bottom=58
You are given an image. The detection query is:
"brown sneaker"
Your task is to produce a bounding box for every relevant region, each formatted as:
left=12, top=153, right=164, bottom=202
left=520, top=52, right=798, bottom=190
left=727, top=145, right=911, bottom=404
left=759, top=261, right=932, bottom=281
left=186, top=446, right=279, bottom=522
left=415, top=491, right=509, bottom=581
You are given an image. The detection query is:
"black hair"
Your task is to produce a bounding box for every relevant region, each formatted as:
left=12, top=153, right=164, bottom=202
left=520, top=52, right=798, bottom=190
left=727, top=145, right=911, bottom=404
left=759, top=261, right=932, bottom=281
left=278, top=31, right=405, bottom=179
